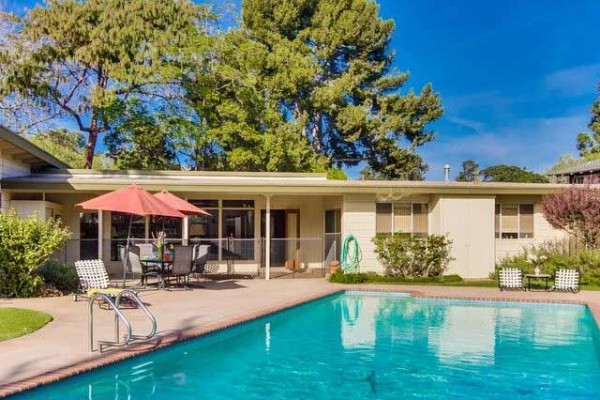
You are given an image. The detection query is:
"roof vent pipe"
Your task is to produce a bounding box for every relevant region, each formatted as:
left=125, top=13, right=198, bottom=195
left=443, top=164, right=450, bottom=182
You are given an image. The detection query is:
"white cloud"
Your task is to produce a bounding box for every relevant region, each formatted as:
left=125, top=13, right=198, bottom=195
left=545, top=64, right=600, bottom=97
left=422, top=113, right=589, bottom=180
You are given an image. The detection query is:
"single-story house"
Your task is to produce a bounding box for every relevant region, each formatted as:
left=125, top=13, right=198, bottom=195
left=0, top=126, right=571, bottom=279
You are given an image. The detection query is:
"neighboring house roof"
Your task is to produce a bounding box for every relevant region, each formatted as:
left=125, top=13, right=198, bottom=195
left=1, top=168, right=571, bottom=196
left=0, top=125, right=71, bottom=170
left=548, top=159, right=600, bottom=176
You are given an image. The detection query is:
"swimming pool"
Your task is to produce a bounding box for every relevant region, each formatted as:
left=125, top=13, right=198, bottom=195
left=10, top=292, right=600, bottom=399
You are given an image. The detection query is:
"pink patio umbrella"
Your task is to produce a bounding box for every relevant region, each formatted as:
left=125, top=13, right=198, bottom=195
left=77, top=184, right=185, bottom=284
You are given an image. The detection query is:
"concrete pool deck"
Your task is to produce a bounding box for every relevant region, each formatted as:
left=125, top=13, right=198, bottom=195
left=1, top=279, right=600, bottom=397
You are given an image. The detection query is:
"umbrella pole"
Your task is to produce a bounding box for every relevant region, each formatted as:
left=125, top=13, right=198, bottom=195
left=123, top=214, right=133, bottom=287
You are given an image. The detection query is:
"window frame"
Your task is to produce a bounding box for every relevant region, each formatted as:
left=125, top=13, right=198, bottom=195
left=375, top=202, right=429, bottom=235
left=495, top=203, right=534, bottom=239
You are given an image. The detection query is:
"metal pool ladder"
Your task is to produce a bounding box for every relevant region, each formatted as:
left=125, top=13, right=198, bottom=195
left=88, top=289, right=158, bottom=352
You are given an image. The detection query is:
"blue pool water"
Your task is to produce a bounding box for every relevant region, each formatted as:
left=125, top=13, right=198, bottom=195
left=11, top=292, right=600, bottom=399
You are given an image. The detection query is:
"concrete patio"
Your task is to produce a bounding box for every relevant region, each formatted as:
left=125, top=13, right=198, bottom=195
left=1, top=279, right=600, bottom=396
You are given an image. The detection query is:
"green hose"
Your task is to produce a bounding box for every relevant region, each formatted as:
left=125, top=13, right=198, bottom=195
left=340, top=234, right=362, bottom=273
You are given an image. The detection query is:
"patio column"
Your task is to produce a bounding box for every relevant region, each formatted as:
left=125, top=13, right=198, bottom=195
left=182, top=216, right=189, bottom=246
left=265, top=194, right=271, bottom=280
left=97, top=210, right=103, bottom=260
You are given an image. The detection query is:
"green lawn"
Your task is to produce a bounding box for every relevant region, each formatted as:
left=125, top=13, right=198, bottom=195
left=0, top=308, right=53, bottom=341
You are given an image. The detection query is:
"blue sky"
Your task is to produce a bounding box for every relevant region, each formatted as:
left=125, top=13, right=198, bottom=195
left=2, top=0, right=600, bottom=180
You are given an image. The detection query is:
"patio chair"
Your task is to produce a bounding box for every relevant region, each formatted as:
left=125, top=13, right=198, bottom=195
left=135, top=243, right=160, bottom=272
left=120, top=245, right=159, bottom=286
left=165, top=246, right=194, bottom=288
left=498, top=267, right=525, bottom=291
left=192, top=244, right=211, bottom=275
left=73, top=259, right=124, bottom=301
left=554, top=268, right=580, bottom=293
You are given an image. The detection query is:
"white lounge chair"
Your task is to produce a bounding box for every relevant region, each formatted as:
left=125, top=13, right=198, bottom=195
left=554, top=269, right=580, bottom=293
left=499, top=267, right=525, bottom=291
left=73, top=259, right=125, bottom=301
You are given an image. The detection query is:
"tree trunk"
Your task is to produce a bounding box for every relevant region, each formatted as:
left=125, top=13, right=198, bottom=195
left=84, top=131, right=98, bottom=169
left=84, top=117, right=99, bottom=169
left=311, top=112, right=323, bottom=153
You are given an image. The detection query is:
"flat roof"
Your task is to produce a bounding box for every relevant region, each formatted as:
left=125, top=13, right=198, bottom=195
left=1, top=169, right=570, bottom=196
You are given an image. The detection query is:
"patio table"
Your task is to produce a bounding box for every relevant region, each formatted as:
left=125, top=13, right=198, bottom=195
left=141, top=258, right=173, bottom=289
left=524, top=273, right=552, bottom=292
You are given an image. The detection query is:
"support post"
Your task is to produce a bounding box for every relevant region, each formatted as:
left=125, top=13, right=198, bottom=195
left=182, top=216, right=189, bottom=246
left=265, top=195, right=271, bottom=280
left=97, top=210, right=103, bottom=260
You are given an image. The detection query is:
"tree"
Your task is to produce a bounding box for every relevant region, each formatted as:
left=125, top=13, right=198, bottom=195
left=104, top=99, right=177, bottom=170
left=29, top=129, right=86, bottom=168
left=181, top=30, right=328, bottom=172
left=228, top=0, right=442, bottom=179
left=576, top=87, right=600, bottom=157
left=542, top=186, right=600, bottom=248
left=456, top=159, right=479, bottom=182
left=0, top=0, right=210, bottom=168
left=481, top=165, right=549, bottom=183
left=29, top=129, right=113, bottom=169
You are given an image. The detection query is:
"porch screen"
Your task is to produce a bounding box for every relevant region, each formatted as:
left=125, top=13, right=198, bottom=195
left=189, top=200, right=219, bottom=239
left=222, top=200, right=255, bottom=260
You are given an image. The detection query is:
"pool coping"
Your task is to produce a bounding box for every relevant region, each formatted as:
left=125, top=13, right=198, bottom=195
left=1, top=285, right=598, bottom=398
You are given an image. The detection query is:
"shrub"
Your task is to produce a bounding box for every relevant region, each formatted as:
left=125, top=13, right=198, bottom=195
left=37, top=260, right=79, bottom=293
left=0, top=211, right=71, bottom=297
left=328, top=271, right=464, bottom=284
left=541, top=185, right=600, bottom=248
left=495, top=241, right=600, bottom=286
left=372, top=233, right=453, bottom=278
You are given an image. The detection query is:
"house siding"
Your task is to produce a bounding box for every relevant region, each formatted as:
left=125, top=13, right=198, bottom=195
left=430, top=196, right=496, bottom=279
left=494, top=196, right=568, bottom=262
left=342, top=194, right=379, bottom=272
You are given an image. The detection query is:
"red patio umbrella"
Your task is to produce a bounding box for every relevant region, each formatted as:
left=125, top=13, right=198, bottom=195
left=152, top=190, right=211, bottom=216
left=77, top=184, right=185, bottom=219
left=77, top=184, right=185, bottom=284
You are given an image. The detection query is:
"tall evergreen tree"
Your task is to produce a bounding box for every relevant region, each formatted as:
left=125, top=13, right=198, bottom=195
left=456, top=159, right=480, bottom=182
left=181, top=31, right=327, bottom=172
left=182, top=0, right=442, bottom=178
left=577, top=88, right=600, bottom=157
left=0, top=0, right=210, bottom=168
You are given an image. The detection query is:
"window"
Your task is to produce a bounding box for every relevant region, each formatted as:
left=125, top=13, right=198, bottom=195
left=188, top=200, right=219, bottom=240
left=572, top=175, right=584, bottom=184
left=111, top=212, right=145, bottom=260
left=222, top=200, right=255, bottom=260
left=375, top=204, right=392, bottom=233
left=325, top=209, right=342, bottom=260
left=325, top=209, right=341, bottom=234
left=376, top=203, right=429, bottom=235
left=150, top=216, right=182, bottom=243
left=495, top=204, right=534, bottom=239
